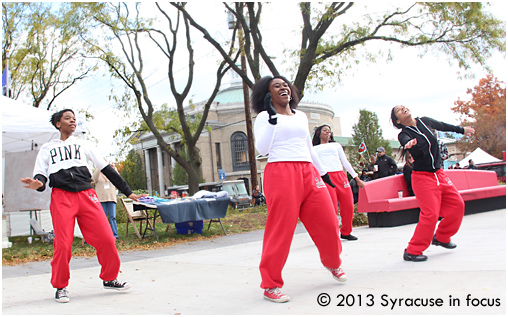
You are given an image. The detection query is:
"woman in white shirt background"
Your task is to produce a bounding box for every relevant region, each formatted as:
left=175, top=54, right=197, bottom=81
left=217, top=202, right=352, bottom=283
left=252, top=75, right=346, bottom=303
left=312, top=125, right=365, bottom=241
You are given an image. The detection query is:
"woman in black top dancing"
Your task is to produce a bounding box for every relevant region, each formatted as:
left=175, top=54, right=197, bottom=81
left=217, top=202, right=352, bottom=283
left=391, top=105, right=475, bottom=262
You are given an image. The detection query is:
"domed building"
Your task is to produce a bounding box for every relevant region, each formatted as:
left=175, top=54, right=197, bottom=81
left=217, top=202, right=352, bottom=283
left=131, top=74, right=342, bottom=195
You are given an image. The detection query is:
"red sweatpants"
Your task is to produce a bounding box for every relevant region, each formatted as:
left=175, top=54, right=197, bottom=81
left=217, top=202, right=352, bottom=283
left=50, top=188, right=120, bottom=289
left=259, top=162, right=343, bottom=289
left=325, top=171, right=355, bottom=236
left=406, top=169, right=465, bottom=255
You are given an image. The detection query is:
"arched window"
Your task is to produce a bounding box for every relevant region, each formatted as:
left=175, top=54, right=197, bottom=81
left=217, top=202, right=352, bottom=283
left=231, top=131, right=249, bottom=171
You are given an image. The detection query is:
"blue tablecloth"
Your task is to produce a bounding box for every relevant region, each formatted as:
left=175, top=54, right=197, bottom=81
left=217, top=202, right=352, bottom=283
left=134, top=197, right=230, bottom=224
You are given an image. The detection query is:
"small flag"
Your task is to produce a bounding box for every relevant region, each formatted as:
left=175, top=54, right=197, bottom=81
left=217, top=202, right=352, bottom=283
left=358, top=142, right=366, bottom=153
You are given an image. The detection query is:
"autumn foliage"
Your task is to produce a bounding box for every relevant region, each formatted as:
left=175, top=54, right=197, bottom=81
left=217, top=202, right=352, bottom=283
left=452, top=74, right=506, bottom=159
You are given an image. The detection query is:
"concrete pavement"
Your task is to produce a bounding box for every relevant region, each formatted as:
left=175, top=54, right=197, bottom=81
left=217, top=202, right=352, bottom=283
left=2, top=208, right=506, bottom=315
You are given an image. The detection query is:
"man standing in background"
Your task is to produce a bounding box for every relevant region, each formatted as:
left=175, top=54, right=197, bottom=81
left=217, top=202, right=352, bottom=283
left=375, top=147, right=397, bottom=178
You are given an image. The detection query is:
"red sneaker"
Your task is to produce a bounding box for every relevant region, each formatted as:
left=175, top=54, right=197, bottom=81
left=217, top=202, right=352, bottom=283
left=327, top=267, right=347, bottom=282
left=263, top=287, right=290, bottom=303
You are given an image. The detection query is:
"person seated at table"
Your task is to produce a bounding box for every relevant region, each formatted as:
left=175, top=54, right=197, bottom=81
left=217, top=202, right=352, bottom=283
left=252, top=185, right=265, bottom=206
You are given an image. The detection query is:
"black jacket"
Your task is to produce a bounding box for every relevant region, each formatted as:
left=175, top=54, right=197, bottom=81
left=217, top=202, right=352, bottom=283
left=376, top=154, right=397, bottom=178
left=398, top=117, right=464, bottom=172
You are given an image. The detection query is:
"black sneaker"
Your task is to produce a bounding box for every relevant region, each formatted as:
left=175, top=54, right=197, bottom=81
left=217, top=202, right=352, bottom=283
left=432, top=235, right=457, bottom=249
left=103, top=279, right=131, bottom=291
left=340, top=234, right=358, bottom=241
left=55, top=288, right=70, bottom=303
left=403, top=249, right=428, bottom=262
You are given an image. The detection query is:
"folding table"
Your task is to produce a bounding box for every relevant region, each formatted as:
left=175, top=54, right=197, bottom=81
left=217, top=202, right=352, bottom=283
left=133, top=196, right=230, bottom=240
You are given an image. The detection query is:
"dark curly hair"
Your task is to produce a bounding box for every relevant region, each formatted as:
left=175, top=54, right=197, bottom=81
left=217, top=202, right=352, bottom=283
left=251, top=75, right=300, bottom=114
left=312, top=124, right=336, bottom=146
left=50, top=109, right=75, bottom=129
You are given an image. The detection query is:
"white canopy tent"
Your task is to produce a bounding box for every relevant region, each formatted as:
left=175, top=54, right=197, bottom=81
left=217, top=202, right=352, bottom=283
left=1, top=96, right=86, bottom=153
left=458, top=147, right=501, bottom=167
left=2, top=96, right=86, bottom=240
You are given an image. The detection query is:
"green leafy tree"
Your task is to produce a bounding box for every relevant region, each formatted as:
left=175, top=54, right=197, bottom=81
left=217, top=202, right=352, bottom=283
left=346, top=109, right=392, bottom=172
left=2, top=2, right=96, bottom=109
left=118, top=150, right=147, bottom=191
left=175, top=2, right=505, bottom=97
left=170, top=163, right=188, bottom=187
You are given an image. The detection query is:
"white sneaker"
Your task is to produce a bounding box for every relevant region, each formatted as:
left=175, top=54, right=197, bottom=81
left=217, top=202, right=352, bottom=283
left=103, top=279, right=131, bottom=291
left=55, top=288, right=70, bottom=303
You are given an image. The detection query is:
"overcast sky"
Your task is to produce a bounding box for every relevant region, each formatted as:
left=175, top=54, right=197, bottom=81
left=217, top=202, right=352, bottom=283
left=50, top=1, right=506, bottom=160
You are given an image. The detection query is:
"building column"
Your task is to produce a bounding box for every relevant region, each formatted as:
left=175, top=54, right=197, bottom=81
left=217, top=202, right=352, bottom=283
left=156, top=146, right=165, bottom=196
left=171, top=143, right=176, bottom=169
left=144, top=149, right=152, bottom=194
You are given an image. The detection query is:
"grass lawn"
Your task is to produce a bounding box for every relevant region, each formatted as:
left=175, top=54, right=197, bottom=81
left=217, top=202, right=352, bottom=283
left=2, top=205, right=268, bottom=266
left=2, top=203, right=368, bottom=266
